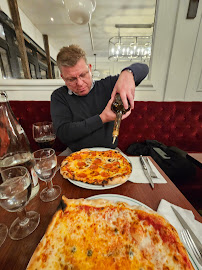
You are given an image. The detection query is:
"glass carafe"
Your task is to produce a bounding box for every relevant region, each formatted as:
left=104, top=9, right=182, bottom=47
left=0, top=91, right=39, bottom=199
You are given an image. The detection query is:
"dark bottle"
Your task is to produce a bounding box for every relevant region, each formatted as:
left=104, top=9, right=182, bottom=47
left=111, top=93, right=130, bottom=144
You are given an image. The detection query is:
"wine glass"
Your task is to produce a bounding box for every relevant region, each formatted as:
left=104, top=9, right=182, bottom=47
left=32, top=148, right=61, bottom=202
left=0, top=166, right=40, bottom=240
left=0, top=174, right=8, bottom=247
left=0, top=223, right=8, bottom=247
left=32, top=122, right=56, bottom=149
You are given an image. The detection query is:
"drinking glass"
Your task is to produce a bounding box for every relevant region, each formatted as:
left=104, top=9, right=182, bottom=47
left=0, top=174, right=8, bottom=246
left=33, top=148, right=61, bottom=202
left=0, top=166, right=40, bottom=240
left=32, top=122, right=56, bottom=149
left=0, top=223, right=8, bottom=247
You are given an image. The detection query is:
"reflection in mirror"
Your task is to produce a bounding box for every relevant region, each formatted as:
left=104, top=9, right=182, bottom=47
left=0, top=23, right=6, bottom=40
left=0, top=0, right=156, bottom=79
left=0, top=47, right=12, bottom=79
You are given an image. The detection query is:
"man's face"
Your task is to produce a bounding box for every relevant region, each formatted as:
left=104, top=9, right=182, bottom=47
left=61, top=58, right=93, bottom=96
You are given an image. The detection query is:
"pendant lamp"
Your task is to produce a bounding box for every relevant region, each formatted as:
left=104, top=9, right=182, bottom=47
left=65, top=0, right=96, bottom=25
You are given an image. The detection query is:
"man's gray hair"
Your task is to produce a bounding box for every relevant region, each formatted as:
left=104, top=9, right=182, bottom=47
left=57, top=44, right=87, bottom=70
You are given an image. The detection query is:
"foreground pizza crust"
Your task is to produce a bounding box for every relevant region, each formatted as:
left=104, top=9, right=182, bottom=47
left=60, top=149, right=132, bottom=186
left=27, top=196, right=194, bottom=270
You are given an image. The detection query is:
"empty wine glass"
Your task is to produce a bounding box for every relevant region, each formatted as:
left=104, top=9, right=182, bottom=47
left=33, top=148, right=61, bottom=202
left=0, top=166, right=40, bottom=240
left=32, top=122, right=56, bottom=149
left=0, top=223, right=8, bottom=247
left=0, top=174, right=8, bottom=247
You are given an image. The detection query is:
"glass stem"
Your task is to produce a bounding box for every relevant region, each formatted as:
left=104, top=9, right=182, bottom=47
left=17, top=208, right=29, bottom=226
left=47, top=179, right=53, bottom=191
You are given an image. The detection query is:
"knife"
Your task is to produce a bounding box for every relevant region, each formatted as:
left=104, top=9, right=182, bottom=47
left=171, top=206, right=202, bottom=250
left=140, top=155, right=154, bottom=189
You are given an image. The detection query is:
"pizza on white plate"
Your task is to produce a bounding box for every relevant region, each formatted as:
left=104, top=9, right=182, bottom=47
left=27, top=196, right=194, bottom=270
left=60, top=149, right=132, bottom=186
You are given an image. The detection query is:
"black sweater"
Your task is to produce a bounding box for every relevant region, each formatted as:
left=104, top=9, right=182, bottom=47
left=51, top=63, right=149, bottom=151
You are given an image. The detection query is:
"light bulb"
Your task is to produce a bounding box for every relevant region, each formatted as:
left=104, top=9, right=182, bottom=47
left=65, top=0, right=96, bottom=25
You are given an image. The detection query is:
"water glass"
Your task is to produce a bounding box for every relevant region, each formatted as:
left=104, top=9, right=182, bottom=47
left=33, top=148, right=61, bottom=202
left=0, top=166, right=40, bottom=240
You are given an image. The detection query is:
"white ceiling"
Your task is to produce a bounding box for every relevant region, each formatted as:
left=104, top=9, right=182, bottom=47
left=17, top=0, right=156, bottom=75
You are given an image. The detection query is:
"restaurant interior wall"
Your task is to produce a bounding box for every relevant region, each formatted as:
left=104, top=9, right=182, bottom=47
left=0, top=0, right=202, bottom=102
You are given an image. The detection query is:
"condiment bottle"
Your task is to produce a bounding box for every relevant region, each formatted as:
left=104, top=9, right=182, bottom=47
left=0, top=91, right=39, bottom=199
left=111, top=93, right=130, bottom=144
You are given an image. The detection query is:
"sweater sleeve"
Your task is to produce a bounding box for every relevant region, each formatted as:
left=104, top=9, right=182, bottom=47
left=122, top=63, right=149, bottom=86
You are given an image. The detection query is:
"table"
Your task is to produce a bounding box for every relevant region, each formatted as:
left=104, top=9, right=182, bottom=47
left=0, top=156, right=201, bottom=270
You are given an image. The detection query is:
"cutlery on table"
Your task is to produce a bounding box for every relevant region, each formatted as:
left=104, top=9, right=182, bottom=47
left=181, top=229, right=202, bottom=266
left=139, top=155, right=154, bottom=189
left=171, top=206, right=202, bottom=266
left=144, top=157, right=158, bottom=178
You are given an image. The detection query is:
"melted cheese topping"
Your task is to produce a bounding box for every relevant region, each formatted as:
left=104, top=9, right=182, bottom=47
left=27, top=198, right=194, bottom=270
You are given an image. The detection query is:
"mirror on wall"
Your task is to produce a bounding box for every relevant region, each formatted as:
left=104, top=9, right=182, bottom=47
left=0, top=0, right=156, bottom=79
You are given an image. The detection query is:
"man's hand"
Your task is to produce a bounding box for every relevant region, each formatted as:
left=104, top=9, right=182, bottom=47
left=111, top=69, right=135, bottom=110
left=99, top=97, right=131, bottom=124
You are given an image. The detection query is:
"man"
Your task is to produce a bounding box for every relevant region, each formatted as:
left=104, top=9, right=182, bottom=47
left=51, top=45, right=149, bottom=152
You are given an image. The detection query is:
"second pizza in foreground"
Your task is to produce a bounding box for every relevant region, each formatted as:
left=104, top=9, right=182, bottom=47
left=27, top=196, right=194, bottom=270
left=60, top=149, right=132, bottom=186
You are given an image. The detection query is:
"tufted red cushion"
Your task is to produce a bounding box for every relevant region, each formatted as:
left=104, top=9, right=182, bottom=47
left=118, top=101, right=202, bottom=153
left=9, top=101, right=202, bottom=153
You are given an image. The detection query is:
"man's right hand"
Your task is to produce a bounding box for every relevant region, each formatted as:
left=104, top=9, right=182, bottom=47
left=99, top=97, right=131, bottom=124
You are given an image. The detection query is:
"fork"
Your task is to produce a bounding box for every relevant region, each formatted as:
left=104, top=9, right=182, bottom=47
left=181, top=229, right=202, bottom=266
left=144, top=157, right=157, bottom=178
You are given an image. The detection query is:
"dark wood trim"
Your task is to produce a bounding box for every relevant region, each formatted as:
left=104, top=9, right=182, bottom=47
left=7, top=0, right=31, bottom=78
left=2, top=25, right=20, bottom=78
left=187, top=0, right=199, bottom=19
left=43, top=34, right=53, bottom=79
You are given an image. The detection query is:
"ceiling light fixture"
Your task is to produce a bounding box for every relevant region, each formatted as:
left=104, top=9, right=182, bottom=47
left=108, top=27, right=152, bottom=62
left=92, top=53, right=100, bottom=79
left=64, top=0, right=96, bottom=25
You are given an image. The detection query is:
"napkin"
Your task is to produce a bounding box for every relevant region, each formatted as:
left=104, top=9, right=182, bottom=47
left=157, top=199, right=202, bottom=270
left=127, top=156, right=167, bottom=184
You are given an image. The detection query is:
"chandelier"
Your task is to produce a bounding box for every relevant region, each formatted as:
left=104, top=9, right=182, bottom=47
left=108, top=36, right=152, bottom=62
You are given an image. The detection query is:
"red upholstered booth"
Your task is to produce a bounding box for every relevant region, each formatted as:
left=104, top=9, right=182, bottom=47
left=10, top=101, right=202, bottom=210
left=10, top=101, right=202, bottom=153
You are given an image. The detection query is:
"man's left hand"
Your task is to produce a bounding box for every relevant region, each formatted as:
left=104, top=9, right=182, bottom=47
left=111, top=70, right=135, bottom=110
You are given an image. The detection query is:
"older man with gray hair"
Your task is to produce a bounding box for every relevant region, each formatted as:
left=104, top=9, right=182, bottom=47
left=51, top=44, right=149, bottom=153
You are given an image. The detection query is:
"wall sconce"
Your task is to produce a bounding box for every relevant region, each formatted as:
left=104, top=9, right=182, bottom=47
left=65, top=0, right=96, bottom=25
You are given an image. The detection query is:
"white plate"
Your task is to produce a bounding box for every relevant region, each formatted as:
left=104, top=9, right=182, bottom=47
left=68, top=179, right=122, bottom=190
left=87, top=194, right=152, bottom=210
left=67, top=147, right=132, bottom=190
